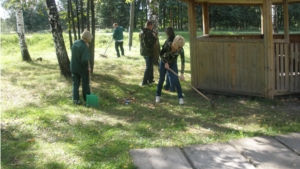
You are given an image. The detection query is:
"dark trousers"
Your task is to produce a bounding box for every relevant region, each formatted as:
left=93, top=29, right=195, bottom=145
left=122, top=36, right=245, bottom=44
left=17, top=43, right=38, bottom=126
left=72, top=71, right=90, bottom=102
left=115, top=41, right=124, bottom=57
left=156, top=61, right=183, bottom=98
left=142, top=56, right=154, bottom=85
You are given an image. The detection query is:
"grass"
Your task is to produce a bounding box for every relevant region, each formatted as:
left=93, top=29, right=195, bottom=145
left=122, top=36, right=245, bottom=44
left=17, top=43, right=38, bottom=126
left=1, top=31, right=300, bottom=169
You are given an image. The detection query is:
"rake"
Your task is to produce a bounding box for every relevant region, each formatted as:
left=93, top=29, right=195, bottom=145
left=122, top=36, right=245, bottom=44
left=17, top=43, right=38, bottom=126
left=168, top=68, right=215, bottom=107
left=100, top=39, right=113, bottom=58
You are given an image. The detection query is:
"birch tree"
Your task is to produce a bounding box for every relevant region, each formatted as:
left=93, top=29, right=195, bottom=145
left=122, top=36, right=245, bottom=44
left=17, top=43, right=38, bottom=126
left=16, top=6, right=32, bottom=62
left=46, top=0, right=71, bottom=78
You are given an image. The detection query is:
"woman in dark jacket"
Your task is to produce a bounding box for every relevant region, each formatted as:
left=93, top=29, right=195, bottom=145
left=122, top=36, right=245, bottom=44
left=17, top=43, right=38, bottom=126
left=156, top=35, right=185, bottom=105
left=162, top=27, right=183, bottom=92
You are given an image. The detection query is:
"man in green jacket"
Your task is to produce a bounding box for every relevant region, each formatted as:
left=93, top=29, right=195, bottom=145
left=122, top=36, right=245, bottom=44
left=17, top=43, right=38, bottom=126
left=113, top=23, right=125, bottom=58
left=70, top=30, right=93, bottom=105
left=139, top=20, right=157, bottom=86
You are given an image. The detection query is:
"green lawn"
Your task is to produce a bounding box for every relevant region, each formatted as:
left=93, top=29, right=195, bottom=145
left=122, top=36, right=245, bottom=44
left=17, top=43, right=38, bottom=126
left=1, top=31, right=300, bottom=169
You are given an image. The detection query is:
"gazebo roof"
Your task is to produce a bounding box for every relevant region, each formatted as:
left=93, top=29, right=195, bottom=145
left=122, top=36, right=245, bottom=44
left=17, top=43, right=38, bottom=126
left=180, top=0, right=300, bottom=5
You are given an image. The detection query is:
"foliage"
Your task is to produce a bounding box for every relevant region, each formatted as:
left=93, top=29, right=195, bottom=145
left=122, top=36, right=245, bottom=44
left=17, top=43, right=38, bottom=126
left=2, top=1, right=300, bottom=32
left=1, top=32, right=300, bottom=169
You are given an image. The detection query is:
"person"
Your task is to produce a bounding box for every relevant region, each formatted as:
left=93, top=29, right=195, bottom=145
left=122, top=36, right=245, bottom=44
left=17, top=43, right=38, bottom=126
left=156, top=35, right=185, bottom=105
left=162, top=27, right=175, bottom=92
left=139, top=20, right=158, bottom=86
left=70, top=30, right=93, bottom=105
left=113, top=23, right=125, bottom=58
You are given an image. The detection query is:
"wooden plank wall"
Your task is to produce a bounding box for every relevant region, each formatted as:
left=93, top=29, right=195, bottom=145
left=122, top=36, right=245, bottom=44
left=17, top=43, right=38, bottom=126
left=196, top=39, right=265, bottom=96
left=274, top=42, right=300, bottom=94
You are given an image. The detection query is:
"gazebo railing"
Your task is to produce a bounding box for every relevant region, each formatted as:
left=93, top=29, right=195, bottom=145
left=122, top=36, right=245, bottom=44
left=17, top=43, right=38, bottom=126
left=274, top=41, right=300, bottom=94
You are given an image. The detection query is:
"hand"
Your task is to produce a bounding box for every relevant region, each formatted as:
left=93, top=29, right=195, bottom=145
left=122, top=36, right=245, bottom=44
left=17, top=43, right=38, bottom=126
left=88, top=67, right=91, bottom=72
left=86, top=43, right=89, bottom=48
left=165, top=63, right=170, bottom=70
left=180, top=73, right=185, bottom=81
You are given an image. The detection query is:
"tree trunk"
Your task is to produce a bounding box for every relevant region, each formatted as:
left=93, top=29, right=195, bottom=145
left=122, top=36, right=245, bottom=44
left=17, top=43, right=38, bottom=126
left=80, top=0, right=84, bottom=30
left=46, top=0, right=71, bottom=78
left=89, top=0, right=95, bottom=73
left=147, top=0, right=160, bottom=66
left=129, top=0, right=135, bottom=51
left=76, top=0, right=81, bottom=38
left=16, top=8, right=32, bottom=62
left=67, top=0, right=73, bottom=49
left=69, top=0, right=77, bottom=40
left=87, top=0, right=90, bottom=31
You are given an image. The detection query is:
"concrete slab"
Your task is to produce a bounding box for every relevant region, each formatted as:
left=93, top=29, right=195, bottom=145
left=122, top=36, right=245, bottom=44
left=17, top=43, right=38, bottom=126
left=275, top=132, right=300, bottom=155
left=129, top=148, right=192, bottom=169
left=182, top=142, right=256, bottom=169
left=229, top=136, right=300, bottom=169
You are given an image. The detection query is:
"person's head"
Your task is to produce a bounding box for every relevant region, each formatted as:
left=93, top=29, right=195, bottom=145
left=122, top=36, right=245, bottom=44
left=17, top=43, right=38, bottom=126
left=81, top=30, right=93, bottom=43
left=172, top=35, right=185, bottom=50
left=113, top=23, right=118, bottom=28
left=165, top=27, right=175, bottom=39
left=145, top=20, right=153, bottom=30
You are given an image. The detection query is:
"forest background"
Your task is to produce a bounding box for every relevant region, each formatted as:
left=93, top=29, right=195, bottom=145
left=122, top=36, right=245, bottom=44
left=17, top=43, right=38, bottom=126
left=1, top=0, right=300, bottom=33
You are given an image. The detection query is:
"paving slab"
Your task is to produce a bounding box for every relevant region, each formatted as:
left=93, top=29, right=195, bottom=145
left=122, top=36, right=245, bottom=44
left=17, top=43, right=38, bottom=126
left=275, top=132, right=300, bottom=155
left=182, top=142, right=255, bottom=169
left=229, top=136, right=300, bottom=169
left=130, top=148, right=192, bottom=169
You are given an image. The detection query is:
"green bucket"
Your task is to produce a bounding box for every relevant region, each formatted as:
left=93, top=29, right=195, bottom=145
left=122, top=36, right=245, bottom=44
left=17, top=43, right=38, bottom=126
left=86, top=93, right=99, bottom=107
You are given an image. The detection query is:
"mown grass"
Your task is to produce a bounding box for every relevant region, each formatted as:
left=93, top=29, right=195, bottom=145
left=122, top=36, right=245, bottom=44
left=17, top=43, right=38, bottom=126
left=1, top=31, right=300, bottom=169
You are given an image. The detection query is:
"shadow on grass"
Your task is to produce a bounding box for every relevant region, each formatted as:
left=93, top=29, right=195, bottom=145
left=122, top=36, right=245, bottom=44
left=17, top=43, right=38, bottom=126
left=1, top=58, right=300, bottom=168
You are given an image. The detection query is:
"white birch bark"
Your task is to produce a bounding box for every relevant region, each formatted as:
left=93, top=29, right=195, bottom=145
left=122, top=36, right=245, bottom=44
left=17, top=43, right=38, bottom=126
left=16, top=7, right=31, bottom=61
left=46, top=0, right=71, bottom=78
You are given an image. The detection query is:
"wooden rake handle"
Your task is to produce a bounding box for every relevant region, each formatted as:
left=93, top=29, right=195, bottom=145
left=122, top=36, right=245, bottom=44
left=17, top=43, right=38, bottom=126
left=168, top=68, right=212, bottom=102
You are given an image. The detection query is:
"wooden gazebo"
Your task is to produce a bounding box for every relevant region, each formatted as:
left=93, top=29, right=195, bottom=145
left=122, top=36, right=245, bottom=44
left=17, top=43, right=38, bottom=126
left=180, top=0, right=300, bottom=99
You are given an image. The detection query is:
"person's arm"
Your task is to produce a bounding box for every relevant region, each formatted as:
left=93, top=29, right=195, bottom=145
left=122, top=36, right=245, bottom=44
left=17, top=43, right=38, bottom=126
left=112, top=29, right=117, bottom=40
left=81, top=46, right=90, bottom=71
left=144, top=31, right=157, bottom=47
left=180, top=48, right=185, bottom=74
left=179, top=48, right=185, bottom=80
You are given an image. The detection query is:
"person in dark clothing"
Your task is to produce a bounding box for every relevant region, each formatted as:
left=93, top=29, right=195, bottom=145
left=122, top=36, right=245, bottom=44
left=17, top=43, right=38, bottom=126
left=162, top=27, right=176, bottom=92
left=113, top=23, right=124, bottom=57
left=70, top=30, right=93, bottom=105
left=156, top=35, right=185, bottom=105
left=139, top=21, right=158, bottom=86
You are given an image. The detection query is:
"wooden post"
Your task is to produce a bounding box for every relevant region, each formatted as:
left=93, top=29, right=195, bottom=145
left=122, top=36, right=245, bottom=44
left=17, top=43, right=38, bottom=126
left=283, top=0, right=290, bottom=91
left=260, top=5, right=264, bottom=34
left=202, top=2, right=209, bottom=35
left=188, top=0, right=197, bottom=86
left=263, top=0, right=274, bottom=99
left=283, top=0, right=289, bottom=43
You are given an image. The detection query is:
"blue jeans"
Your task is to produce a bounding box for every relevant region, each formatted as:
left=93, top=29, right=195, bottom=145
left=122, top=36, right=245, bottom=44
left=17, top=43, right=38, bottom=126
left=142, top=56, right=154, bottom=85
left=156, top=61, right=183, bottom=98
left=164, top=72, right=176, bottom=92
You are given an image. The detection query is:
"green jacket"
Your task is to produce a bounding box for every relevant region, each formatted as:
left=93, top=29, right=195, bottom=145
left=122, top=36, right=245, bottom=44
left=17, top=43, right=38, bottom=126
left=113, top=26, right=124, bottom=41
left=70, top=40, right=90, bottom=73
left=139, top=28, right=157, bottom=56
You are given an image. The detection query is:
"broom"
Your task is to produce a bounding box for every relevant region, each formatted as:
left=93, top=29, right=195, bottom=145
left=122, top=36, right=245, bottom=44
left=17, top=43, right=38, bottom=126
left=168, top=68, right=215, bottom=107
left=86, top=62, right=99, bottom=107
left=100, top=39, right=113, bottom=58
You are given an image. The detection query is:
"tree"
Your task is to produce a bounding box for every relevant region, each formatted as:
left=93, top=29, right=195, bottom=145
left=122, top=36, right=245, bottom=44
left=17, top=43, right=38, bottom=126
left=46, top=0, right=71, bottom=78
left=16, top=6, right=32, bottom=62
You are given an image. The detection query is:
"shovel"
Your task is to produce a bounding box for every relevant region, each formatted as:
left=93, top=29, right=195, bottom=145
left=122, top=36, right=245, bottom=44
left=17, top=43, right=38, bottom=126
left=86, top=63, right=99, bottom=107
left=168, top=68, right=215, bottom=107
